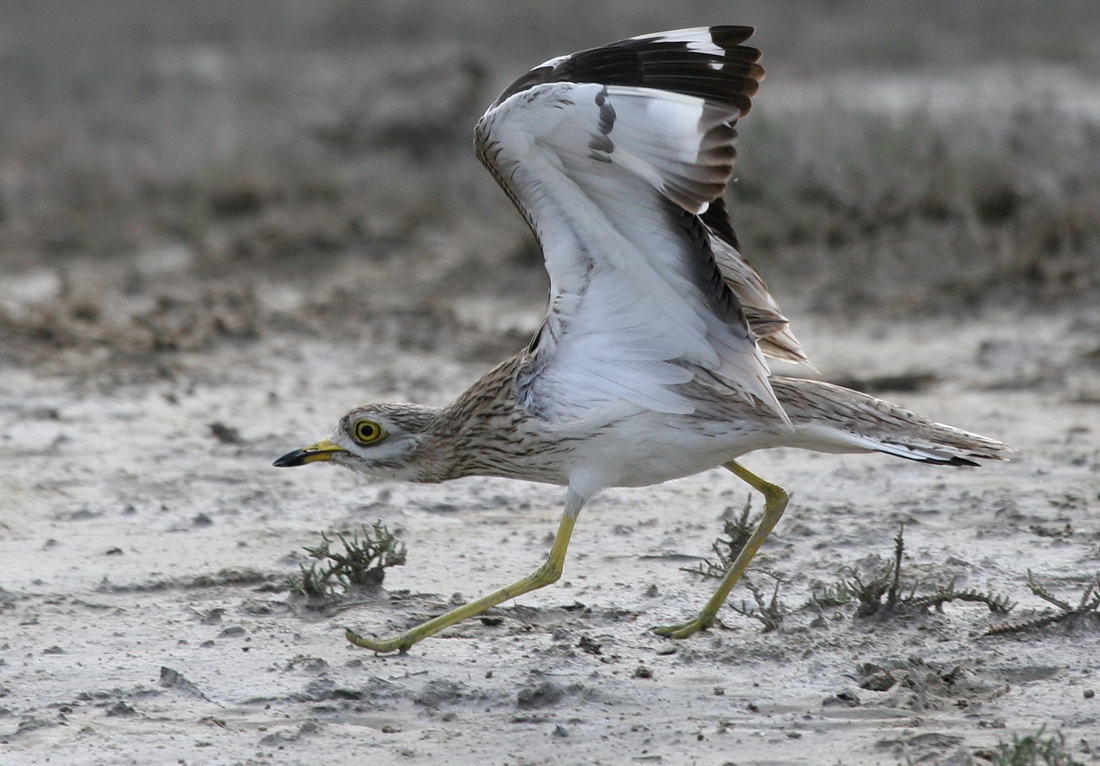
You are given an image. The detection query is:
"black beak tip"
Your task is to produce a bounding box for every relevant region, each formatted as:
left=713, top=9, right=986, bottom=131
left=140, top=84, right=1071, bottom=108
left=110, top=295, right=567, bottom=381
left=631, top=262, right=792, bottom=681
left=273, top=450, right=305, bottom=468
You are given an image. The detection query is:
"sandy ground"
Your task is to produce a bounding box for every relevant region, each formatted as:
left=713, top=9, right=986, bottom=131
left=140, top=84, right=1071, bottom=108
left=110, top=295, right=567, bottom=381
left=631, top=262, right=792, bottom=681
left=2, top=296, right=1099, bottom=765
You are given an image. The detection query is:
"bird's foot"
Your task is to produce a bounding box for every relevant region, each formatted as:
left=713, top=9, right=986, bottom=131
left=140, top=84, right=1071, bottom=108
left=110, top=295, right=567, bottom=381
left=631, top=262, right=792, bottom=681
left=344, top=627, right=412, bottom=654
left=651, top=614, right=714, bottom=639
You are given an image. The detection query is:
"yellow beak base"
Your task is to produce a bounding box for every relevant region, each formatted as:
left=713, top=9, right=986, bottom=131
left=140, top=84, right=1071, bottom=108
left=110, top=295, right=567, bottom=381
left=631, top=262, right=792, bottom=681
left=273, top=439, right=345, bottom=468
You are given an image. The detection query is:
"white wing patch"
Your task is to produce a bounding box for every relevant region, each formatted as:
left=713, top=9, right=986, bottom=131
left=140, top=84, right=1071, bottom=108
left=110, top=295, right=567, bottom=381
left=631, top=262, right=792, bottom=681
left=587, top=88, right=736, bottom=214
left=625, top=26, right=728, bottom=52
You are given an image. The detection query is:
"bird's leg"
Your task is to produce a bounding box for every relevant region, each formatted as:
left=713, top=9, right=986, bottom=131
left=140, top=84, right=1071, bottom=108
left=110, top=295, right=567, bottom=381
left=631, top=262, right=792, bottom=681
left=346, top=490, right=586, bottom=653
left=653, top=460, right=789, bottom=639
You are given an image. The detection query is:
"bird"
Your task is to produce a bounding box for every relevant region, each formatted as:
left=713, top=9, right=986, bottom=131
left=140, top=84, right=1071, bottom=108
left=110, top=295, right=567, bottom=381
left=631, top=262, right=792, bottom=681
left=274, top=26, right=1009, bottom=653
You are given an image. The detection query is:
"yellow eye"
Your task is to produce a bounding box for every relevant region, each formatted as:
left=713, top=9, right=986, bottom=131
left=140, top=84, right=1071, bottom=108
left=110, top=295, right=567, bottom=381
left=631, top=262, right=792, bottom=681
left=351, top=419, right=387, bottom=445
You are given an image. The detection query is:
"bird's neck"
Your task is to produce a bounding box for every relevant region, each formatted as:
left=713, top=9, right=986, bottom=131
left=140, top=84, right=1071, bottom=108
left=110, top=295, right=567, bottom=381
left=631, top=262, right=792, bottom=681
left=424, top=355, right=532, bottom=482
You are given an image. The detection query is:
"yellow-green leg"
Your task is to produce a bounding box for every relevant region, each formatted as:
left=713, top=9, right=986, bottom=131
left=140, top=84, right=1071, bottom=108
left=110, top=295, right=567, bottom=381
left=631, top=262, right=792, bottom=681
left=346, top=493, right=584, bottom=653
left=653, top=460, right=789, bottom=639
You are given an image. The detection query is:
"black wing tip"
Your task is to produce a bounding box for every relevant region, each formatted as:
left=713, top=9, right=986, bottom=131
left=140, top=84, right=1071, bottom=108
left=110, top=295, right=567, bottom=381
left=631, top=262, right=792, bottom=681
left=922, top=450, right=1012, bottom=467
left=939, top=455, right=982, bottom=467
left=708, top=26, right=762, bottom=61
left=709, top=25, right=757, bottom=45
left=492, top=25, right=765, bottom=110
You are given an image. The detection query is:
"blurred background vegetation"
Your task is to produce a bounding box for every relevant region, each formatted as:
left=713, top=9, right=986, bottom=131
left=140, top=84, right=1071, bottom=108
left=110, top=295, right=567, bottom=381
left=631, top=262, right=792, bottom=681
left=2, top=1, right=1098, bottom=355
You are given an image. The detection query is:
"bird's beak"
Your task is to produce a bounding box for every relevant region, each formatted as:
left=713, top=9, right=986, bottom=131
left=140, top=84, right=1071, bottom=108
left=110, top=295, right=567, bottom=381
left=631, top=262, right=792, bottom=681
left=273, top=439, right=346, bottom=468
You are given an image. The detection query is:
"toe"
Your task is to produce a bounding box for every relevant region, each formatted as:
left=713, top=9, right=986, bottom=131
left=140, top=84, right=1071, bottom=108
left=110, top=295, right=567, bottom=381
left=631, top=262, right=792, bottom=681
left=651, top=617, right=712, bottom=639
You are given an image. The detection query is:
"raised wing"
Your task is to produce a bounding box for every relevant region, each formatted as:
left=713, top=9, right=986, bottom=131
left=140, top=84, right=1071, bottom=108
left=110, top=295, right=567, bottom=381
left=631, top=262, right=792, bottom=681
left=476, top=26, right=800, bottom=422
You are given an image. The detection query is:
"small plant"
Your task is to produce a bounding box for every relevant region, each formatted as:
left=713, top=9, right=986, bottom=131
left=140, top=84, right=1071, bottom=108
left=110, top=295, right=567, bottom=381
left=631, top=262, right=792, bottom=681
left=682, top=496, right=755, bottom=580
left=808, top=581, right=856, bottom=609
left=287, top=521, right=407, bottom=600
left=985, top=572, right=1100, bottom=637
left=729, top=572, right=788, bottom=632
left=850, top=528, right=906, bottom=616
left=813, top=526, right=1014, bottom=617
left=981, top=726, right=1086, bottom=766
left=906, top=583, right=1016, bottom=615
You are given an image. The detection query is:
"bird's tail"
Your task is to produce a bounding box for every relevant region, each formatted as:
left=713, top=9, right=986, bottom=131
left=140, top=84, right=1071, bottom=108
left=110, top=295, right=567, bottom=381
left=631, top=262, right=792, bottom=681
left=770, top=376, right=1011, bottom=466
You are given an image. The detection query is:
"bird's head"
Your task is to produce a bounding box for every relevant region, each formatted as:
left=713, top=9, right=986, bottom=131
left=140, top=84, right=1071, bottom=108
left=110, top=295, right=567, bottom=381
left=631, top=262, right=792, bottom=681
left=273, top=403, right=445, bottom=481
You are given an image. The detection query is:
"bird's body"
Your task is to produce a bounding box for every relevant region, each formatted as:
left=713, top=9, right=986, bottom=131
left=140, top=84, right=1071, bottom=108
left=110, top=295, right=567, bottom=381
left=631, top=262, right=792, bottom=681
left=331, top=361, right=1002, bottom=493
left=275, top=26, right=1009, bottom=653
